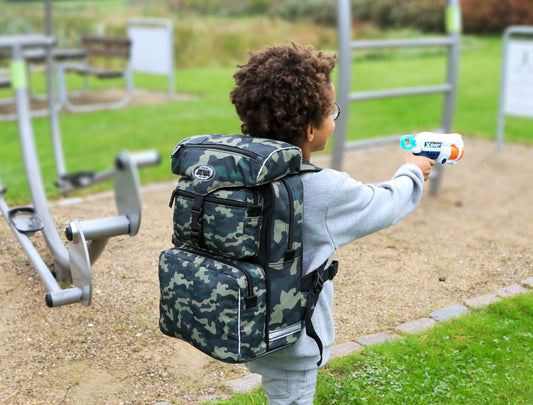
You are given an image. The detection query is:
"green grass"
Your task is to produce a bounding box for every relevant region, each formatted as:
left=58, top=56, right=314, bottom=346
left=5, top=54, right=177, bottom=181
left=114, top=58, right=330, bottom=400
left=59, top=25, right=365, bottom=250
left=209, top=291, right=533, bottom=404
left=1, top=35, right=533, bottom=204
left=0, top=67, right=241, bottom=203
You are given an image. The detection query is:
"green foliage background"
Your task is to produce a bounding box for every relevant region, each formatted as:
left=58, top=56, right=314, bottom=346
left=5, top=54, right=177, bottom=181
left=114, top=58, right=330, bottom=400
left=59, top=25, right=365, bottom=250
left=0, top=0, right=532, bottom=205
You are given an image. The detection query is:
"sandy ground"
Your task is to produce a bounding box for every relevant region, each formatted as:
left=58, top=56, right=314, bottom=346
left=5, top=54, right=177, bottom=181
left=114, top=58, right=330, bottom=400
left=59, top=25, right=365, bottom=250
left=1, top=136, right=532, bottom=404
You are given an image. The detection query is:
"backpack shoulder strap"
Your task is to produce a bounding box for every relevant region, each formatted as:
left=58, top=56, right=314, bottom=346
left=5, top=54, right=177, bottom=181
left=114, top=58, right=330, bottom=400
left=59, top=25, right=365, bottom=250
left=300, top=160, right=322, bottom=174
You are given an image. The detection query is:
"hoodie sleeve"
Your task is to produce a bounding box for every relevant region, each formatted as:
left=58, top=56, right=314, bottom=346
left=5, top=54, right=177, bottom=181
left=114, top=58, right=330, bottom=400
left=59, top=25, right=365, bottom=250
left=322, top=163, right=425, bottom=249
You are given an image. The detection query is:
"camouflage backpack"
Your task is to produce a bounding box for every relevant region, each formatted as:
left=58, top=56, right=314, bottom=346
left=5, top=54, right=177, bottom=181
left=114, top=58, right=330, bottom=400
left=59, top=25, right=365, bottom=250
left=158, top=134, right=337, bottom=365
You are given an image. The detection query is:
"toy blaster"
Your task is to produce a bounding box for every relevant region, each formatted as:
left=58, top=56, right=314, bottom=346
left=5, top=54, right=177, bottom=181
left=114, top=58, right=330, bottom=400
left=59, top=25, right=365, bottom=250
left=399, top=132, right=464, bottom=165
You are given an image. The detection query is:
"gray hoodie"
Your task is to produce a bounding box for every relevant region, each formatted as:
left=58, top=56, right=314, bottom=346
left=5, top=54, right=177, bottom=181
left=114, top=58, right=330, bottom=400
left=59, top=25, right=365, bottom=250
left=247, top=163, right=425, bottom=375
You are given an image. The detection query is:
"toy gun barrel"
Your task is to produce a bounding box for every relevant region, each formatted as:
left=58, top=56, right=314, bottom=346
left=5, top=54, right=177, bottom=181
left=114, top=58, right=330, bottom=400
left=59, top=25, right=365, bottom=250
left=400, top=133, right=464, bottom=165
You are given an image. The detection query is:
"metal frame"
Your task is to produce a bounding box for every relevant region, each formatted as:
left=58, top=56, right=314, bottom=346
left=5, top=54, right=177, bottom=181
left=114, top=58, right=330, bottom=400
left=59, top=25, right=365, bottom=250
left=57, top=37, right=133, bottom=113
left=0, top=34, right=160, bottom=307
left=0, top=50, right=64, bottom=122
left=334, top=0, right=461, bottom=195
left=496, top=25, right=533, bottom=149
left=127, top=17, right=175, bottom=98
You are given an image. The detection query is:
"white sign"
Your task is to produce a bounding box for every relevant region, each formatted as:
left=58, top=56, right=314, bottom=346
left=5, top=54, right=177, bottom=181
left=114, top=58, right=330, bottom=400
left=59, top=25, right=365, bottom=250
left=503, top=39, right=533, bottom=118
left=128, top=26, right=173, bottom=75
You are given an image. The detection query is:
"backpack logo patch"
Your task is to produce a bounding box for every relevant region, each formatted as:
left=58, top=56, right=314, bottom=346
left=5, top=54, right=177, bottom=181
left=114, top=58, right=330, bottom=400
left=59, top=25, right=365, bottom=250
left=193, top=165, right=215, bottom=181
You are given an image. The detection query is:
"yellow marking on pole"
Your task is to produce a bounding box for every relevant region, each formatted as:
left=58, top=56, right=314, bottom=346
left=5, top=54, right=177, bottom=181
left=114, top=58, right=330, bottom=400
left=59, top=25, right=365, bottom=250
left=11, top=60, right=28, bottom=89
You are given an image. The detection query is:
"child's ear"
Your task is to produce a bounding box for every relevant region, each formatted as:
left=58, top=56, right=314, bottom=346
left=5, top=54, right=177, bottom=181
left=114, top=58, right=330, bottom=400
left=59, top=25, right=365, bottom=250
left=306, top=125, right=315, bottom=143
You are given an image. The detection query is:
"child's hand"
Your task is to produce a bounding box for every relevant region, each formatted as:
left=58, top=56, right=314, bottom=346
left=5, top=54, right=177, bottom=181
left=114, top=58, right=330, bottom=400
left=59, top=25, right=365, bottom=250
left=405, top=153, right=435, bottom=181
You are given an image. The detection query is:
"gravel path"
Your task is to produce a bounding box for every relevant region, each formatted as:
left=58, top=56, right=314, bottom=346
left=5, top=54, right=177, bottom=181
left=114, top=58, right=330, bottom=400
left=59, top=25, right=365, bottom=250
left=1, top=137, right=532, bottom=404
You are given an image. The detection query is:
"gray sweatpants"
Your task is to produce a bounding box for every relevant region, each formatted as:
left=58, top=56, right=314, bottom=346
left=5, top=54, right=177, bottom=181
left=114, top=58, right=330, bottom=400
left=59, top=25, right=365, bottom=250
left=261, top=368, right=318, bottom=405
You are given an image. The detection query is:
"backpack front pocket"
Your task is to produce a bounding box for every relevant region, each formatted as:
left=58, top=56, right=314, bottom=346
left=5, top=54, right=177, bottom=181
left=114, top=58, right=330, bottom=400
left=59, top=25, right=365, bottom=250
left=158, top=246, right=267, bottom=363
left=172, top=187, right=263, bottom=259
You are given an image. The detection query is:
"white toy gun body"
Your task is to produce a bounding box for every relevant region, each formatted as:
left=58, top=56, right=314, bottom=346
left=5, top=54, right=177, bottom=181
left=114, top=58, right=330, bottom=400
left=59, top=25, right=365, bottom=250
left=400, top=132, right=464, bottom=165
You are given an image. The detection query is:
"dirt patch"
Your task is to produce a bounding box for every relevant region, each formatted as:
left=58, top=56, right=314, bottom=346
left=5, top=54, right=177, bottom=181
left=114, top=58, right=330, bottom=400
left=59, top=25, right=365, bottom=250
left=0, top=88, right=193, bottom=118
left=0, top=137, right=532, bottom=404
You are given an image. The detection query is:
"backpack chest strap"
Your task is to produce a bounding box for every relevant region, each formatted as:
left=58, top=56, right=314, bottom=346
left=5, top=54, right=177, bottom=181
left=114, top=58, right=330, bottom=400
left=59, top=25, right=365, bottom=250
left=301, top=260, right=338, bottom=366
left=301, top=260, right=338, bottom=294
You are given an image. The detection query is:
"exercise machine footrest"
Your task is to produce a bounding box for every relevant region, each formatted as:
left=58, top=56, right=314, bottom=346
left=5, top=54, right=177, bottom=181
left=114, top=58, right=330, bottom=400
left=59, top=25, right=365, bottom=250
left=8, top=207, right=44, bottom=234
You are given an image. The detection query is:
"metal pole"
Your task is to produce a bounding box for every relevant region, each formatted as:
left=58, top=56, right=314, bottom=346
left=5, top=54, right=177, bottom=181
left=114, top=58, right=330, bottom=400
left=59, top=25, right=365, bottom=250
left=44, top=0, right=68, bottom=178
left=495, top=28, right=510, bottom=150
left=430, top=0, right=461, bottom=196
left=331, top=0, right=351, bottom=171
left=11, top=41, right=71, bottom=273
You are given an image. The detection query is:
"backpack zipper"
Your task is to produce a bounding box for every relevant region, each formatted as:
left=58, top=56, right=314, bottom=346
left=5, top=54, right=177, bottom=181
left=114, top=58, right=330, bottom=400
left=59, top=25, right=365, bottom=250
left=169, top=188, right=251, bottom=209
left=174, top=142, right=260, bottom=159
left=280, top=177, right=295, bottom=250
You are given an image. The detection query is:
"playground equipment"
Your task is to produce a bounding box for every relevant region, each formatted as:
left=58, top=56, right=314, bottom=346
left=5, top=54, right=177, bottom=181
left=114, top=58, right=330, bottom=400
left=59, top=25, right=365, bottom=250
left=0, top=34, right=160, bottom=307
left=334, top=0, right=461, bottom=195
left=0, top=46, right=86, bottom=121
left=57, top=35, right=133, bottom=113
left=496, top=25, right=533, bottom=149
left=127, top=18, right=175, bottom=98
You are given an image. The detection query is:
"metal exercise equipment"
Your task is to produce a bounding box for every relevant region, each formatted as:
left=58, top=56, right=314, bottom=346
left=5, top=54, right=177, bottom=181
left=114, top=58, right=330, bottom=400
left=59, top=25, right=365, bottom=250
left=57, top=35, right=133, bottom=113
left=334, top=0, right=461, bottom=195
left=0, top=34, right=160, bottom=307
left=0, top=48, right=87, bottom=122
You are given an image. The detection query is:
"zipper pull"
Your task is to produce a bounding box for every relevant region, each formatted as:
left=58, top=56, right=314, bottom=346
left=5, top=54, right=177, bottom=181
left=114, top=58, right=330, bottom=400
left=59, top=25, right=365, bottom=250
left=169, top=188, right=178, bottom=208
left=170, top=142, right=183, bottom=158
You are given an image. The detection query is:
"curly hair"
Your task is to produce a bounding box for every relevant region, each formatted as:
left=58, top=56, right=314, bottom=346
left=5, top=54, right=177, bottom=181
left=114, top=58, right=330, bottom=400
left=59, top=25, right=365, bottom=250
left=230, top=43, right=337, bottom=145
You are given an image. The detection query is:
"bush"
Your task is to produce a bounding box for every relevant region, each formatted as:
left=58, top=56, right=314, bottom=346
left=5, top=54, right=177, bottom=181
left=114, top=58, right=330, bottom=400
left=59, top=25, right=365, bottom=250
left=150, top=0, right=275, bottom=16
left=270, top=0, right=338, bottom=27
left=397, top=0, right=447, bottom=33
left=273, top=0, right=533, bottom=35
left=462, top=0, right=533, bottom=33
left=352, top=0, right=447, bottom=33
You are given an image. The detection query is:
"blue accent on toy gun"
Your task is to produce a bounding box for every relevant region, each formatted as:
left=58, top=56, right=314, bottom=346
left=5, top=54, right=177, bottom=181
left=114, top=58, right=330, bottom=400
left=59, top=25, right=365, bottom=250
left=399, top=132, right=464, bottom=165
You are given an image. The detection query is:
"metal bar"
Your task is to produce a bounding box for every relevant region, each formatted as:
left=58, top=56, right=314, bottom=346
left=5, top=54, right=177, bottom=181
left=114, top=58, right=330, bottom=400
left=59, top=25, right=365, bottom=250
left=351, top=37, right=453, bottom=50
left=0, top=187, right=86, bottom=307
left=46, top=288, right=84, bottom=307
left=345, top=135, right=402, bottom=150
left=331, top=0, right=351, bottom=171
left=68, top=216, right=130, bottom=241
left=350, top=84, right=452, bottom=102
left=45, top=40, right=67, bottom=178
left=496, top=28, right=512, bottom=150
left=0, top=196, right=60, bottom=294
left=45, top=0, right=52, bottom=36
left=429, top=0, right=462, bottom=196
left=8, top=41, right=71, bottom=274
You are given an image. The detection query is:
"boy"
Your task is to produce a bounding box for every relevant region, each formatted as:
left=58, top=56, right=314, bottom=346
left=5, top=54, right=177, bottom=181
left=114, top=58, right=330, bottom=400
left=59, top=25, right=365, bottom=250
left=230, top=43, right=434, bottom=404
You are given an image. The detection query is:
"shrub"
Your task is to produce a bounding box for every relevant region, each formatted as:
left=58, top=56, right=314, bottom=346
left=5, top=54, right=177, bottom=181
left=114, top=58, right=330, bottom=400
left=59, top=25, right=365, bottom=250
left=354, top=0, right=447, bottom=33
left=279, top=0, right=533, bottom=35
left=398, top=0, right=447, bottom=33
left=461, top=0, right=533, bottom=34
left=270, top=0, right=339, bottom=27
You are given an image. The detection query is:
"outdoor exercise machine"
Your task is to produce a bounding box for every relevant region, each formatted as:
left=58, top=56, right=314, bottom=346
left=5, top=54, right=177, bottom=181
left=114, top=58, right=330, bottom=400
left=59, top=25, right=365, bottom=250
left=0, top=34, right=160, bottom=308
left=334, top=0, right=461, bottom=195
left=496, top=25, right=533, bottom=149
left=0, top=45, right=87, bottom=122
left=57, top=35, right=133, bottom=113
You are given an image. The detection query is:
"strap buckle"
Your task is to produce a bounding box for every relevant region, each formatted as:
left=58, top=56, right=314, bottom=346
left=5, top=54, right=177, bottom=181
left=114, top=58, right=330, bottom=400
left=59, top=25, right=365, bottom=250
left=190, top=195, right=205, bottom=240
left=312, top=271, right=325, bottom=294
